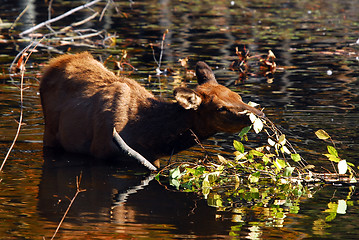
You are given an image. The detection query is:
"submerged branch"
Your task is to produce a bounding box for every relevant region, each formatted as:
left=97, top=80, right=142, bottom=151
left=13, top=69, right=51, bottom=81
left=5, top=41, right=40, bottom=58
left=113, top=128, right=157, bottom=171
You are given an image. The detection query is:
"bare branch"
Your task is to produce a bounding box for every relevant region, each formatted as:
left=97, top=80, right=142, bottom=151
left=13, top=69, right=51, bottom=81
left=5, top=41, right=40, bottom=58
left=1, top=40, right=42, bottom=172
left=10, top=4, right=30, bottom=31
left=50, top=174, right=86, bottom=240
left=71, top=12, right=99, bottom=27
left=20, top=0, right=102, bottom=36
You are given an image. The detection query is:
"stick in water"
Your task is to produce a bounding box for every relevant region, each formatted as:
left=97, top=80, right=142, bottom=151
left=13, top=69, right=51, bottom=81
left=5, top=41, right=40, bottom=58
left=112, top=128, right=157, bottom=171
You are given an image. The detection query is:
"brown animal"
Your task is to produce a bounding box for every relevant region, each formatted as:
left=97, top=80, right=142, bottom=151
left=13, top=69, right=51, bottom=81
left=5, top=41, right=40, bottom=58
left=40, top=52, right=264, bottom=170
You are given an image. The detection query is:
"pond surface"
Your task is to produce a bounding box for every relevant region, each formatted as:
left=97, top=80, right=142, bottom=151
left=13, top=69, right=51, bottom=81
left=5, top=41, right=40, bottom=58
left=1, top=0, right=359, bottom=239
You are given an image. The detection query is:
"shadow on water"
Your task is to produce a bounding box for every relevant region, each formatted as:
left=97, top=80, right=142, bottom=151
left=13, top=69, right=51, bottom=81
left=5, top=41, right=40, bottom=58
left=38, top=149, right=234, bottom=238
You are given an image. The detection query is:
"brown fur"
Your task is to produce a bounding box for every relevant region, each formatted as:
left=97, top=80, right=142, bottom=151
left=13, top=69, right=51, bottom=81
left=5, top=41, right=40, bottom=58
left=40, top=52, right=263, bottom=162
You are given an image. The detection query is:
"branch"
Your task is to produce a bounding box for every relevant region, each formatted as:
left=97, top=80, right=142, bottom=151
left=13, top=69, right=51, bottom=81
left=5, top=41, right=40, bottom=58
left=113, top=128, right=157, bottom=171
left=50, top=174, right=86, bottom=240
left=20, top=0, right=102, bottom=36
left=1, top=41, right=41, bottom=172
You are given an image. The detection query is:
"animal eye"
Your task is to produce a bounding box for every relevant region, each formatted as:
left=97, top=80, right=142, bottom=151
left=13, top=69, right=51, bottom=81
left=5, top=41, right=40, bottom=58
left=217, top=106, right=227, bottom=112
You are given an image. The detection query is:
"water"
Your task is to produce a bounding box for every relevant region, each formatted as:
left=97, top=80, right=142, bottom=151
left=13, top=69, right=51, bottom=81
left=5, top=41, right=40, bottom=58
left=1, top=0, right=359, bottom=239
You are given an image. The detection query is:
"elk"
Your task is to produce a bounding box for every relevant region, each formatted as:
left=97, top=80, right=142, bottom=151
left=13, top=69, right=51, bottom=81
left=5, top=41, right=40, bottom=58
left=40, top=52, right=264, bottom=171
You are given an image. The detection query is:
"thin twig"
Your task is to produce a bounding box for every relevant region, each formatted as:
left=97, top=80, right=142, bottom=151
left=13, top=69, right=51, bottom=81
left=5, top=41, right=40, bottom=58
left=189, top=129, right=213, bottom=162
left=158, top=31, right=167, bottom=69
left=263, top=117, right=308, bottom=169
left=151, top=30, right=169, bottom=74
left=48, top=0, right=54, bottom=22
left=0, top=40, right=41, bottom=172
left=49, top=30, right=105, bottom=41
left=9, top=4, right=29, bottom=31
left=71, top=12, right=99, bottom=27
left=46, top=0, right=56, bottom=34
left=99, top=0, right=111, bottom=21
left=50, top=174, right=86, bottom=240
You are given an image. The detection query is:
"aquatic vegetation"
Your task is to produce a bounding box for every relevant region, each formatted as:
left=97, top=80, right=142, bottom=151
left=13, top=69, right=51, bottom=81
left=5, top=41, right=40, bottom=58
left=156, top=110, right=357, bottom=211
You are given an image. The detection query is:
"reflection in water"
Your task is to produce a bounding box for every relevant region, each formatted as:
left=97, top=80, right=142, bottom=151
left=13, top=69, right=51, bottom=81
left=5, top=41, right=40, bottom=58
left=38, top=149, right=341, bottom=239
left=38, top=150, right=233, bottom=238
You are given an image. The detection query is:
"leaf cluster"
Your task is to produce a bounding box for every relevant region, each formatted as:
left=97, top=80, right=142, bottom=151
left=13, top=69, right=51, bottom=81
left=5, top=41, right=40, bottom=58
left=156, top=108, right=357, bottom=210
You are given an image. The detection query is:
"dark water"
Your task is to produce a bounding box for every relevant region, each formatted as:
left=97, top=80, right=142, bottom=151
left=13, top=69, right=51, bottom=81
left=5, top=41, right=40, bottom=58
left=1, top=0, right=359, bottom=239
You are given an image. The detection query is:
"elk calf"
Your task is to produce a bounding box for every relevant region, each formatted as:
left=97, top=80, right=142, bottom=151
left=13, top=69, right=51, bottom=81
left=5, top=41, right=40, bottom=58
left=40, top=52, right=263, bottom=170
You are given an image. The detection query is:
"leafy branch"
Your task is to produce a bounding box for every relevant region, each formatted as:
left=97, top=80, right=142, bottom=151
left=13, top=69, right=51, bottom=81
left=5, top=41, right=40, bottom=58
left=156, top=105, right=357, bottom=210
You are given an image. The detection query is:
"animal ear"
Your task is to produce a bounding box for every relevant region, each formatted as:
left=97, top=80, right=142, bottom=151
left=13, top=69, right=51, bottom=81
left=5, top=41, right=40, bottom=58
left=174, top=87, right=202, bottom=110
left=196, top=61, right=218, bottom=85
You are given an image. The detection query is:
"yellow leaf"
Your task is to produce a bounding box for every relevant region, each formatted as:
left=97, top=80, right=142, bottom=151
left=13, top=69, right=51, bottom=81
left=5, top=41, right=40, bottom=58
left=315, top=129, right=330, bottom=140
left=217, top=155, right=228, bottom=164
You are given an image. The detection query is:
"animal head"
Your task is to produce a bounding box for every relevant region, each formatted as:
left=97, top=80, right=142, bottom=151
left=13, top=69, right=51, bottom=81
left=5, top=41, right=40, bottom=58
left=174, top=61, right=264, bottom=134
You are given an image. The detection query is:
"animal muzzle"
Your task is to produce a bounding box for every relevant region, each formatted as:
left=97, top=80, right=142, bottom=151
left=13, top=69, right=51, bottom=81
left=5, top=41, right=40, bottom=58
left=240, top=104, right=265, bottom=118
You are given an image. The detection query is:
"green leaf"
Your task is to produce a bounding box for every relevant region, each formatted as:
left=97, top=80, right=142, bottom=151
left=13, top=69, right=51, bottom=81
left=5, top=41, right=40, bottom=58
left=274, top=159, right=287, bottom=171
left=253, top=118, right=263, bottom=134
left=281, top=146, right=291, bottom=155
left=262, top=155, right=271, bottom=164
left=291, top=153, right=301, bottom=162
left=239, top=125, right=252, bottom=140
left=249, top=113, right=257, bottom=123
left=278, top=134, right=286, bottom=146
left=325, top=212, right=337, bottom=222
left=347, top=162, right=355, bottom=167
left=284, top=167, right=295, bottom=177
left=217, top=155, right=228, bottom=164
left=202, top=178, right=211, bottom=188
left=170, top=178, right=181, bottom=190
left=186, top=168, right=196, bottom=175
left=247, top=101, right=259, bottom=107
left=327, top=145, right=338, bottom=158
left=323, top=154, right=340, bottom=163
left=249, top=149, right=264, bottom=157
left=290, top=205, right=300, bottom=214
left=170, top=166, right=181, bottom=179
left=202, top=175, right=212, bottom=198
left=326, top=202, right=338, bottom=212
left=315, top=129, right=330, bottom=140
left=338, top=160, right=348, bottom=174
left=195, top=166, right=206, bottom=175
left=336, top=200, right=347, bottom=214
left=268, top=138, right=276, bottom=146
left=233, top=140, right=244, bottom=153
left=202, top=187, right=210, bottom=198
left=249, top=172, right=260, bottom=183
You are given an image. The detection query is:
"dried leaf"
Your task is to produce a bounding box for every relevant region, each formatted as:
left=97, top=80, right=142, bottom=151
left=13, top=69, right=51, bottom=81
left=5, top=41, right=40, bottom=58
left=178, top=57, right=188, bottom=67
left=268, top=50, right=276, bottom=59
